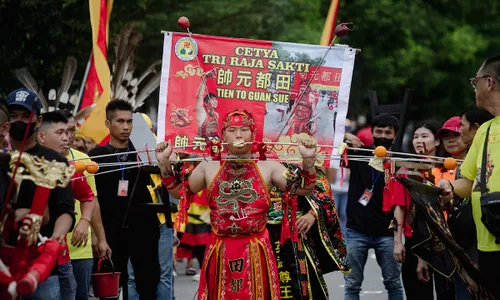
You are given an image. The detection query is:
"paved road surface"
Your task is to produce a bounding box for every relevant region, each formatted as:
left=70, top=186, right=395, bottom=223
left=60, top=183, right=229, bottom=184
left=174, top=250, right=388, bottom=300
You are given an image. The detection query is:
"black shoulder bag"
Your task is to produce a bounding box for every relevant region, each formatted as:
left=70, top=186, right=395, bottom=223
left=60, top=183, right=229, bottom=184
left=479, top=125, right=500, bottom=243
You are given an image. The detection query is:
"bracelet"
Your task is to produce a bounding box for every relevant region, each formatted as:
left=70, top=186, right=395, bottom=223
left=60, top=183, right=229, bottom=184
left=302, top=155, right=317, bottom=160
left=80, top=217, right=91, bottom=224
left=303, top=162, right=316, bottom=170
left=162, top=176, right=181, bottom=190
left=308, top=209, right=317, bottom=219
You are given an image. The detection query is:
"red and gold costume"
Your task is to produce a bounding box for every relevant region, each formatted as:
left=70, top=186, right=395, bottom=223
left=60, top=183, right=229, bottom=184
left=287, top=90, right=318, bottom=136
left=198, top=161, right=280, bottom=300
left=0, top=152, right=73, bottom=299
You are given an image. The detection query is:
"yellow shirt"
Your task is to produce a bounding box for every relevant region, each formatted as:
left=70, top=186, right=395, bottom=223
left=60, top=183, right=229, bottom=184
left=66, top=148, right=97, bottom=259
left=148, top=174, right=167, bottom=225
left=460, top=116, right=500, bottom=252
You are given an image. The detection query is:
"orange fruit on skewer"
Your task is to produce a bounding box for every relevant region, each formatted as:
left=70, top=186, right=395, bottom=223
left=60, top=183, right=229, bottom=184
left=73, top=161, right=87, bottom=173
left=374, top=146, right=387, bottom=158
left=443, top=157, right=457, bottom=170
left=86, top=161, right=99, bottom=174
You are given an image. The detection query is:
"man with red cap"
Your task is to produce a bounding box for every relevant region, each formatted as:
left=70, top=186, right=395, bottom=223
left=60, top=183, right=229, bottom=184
left=433, top=116, right=469, bottom=183
left=156, top=108, right=318, bottom=299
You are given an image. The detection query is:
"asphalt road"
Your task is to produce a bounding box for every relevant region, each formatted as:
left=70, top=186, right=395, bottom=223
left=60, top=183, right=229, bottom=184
left=174, top=249, right=388, bottom=300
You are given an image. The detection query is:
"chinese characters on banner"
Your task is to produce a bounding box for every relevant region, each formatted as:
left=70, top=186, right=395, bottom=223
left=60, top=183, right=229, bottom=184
left=158, top=32, right=356, bottom=167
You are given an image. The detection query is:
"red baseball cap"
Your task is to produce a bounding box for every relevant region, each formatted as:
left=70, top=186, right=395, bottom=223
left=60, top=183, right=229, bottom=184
left=436, top=116, right=461, bottom=137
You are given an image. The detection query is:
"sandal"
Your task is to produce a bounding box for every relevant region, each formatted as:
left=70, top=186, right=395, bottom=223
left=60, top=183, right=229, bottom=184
left=186, top=266, right=197, bottom=276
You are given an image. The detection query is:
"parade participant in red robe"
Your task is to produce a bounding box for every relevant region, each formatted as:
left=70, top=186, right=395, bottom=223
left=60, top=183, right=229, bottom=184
left=196, top=72, right=219, bottom=139
left=156, top=109, right=318, bottom=300
left=287, top=81, right=319, bottom=136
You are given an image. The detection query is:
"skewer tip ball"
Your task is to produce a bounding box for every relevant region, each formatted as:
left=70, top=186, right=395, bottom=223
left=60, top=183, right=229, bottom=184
left=443, top=157, right=457, bottom=170
left=374, top=146, right=387, bottom=157
left=86, top=161, right=99, bottom=174
left=177, top=16, right=190, bottom=30
left=73, top=161, right=87, bottom=173
left=334, top=22, right=354, bottom=38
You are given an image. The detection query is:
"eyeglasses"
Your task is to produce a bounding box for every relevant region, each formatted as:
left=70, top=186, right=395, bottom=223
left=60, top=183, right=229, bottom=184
left=469, top=75, right=492, bottom=88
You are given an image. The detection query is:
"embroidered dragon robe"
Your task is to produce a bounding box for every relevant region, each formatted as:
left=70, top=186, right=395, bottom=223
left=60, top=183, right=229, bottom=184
left=198, top=161, right=280, bottom=300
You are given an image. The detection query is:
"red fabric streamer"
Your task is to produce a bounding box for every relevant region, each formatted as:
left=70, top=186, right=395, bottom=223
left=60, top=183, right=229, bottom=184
left=342, top=147, right=349, bottom=167
left=280, top=190, right=291, bottom=244
left=30, top=187, right=51, bottom=216
left=174, top=164, right=194, bottom=231
left=382, top=161, right=393, bottom=212
left=280, top=192, right=299, bottom=244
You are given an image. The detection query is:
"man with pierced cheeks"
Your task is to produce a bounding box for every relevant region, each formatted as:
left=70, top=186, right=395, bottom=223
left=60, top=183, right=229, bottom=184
left=156, top=109, right=318, bottom=300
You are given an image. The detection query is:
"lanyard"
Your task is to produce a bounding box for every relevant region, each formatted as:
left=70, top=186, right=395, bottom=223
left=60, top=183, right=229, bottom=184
left=69, top=149, right=75, bottom=160
left=115, top=148, right=129, bottom=180
left=371, top=169, right=382, bottom=190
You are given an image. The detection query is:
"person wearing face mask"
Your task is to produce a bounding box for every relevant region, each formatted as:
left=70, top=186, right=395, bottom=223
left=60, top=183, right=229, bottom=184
left=5, top=88, right=75, bottom=299
left=342, top=113, right=405, bottom=300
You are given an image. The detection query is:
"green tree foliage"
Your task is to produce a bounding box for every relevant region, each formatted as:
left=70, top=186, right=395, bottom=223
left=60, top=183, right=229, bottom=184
left=1, top=0, right=498, bottom=121
left=337, top=0, right=499, bottom=120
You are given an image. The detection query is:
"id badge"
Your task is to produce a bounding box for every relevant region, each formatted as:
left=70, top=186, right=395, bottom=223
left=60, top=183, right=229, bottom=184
left=358, top=188, right=373, bottom=206
left=118, top=180, right=129, bottom=197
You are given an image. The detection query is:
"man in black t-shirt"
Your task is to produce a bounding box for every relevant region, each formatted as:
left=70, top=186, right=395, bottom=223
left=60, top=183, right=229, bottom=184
left=6, top=88, right=75, bottom=299
left=343, top=114, right=404, bottom=300
left=88, top=100, right=160, bottom=300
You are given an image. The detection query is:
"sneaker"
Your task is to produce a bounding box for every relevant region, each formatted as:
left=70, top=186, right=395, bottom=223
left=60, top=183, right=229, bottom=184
left=192, top=273, right=200, bottom=282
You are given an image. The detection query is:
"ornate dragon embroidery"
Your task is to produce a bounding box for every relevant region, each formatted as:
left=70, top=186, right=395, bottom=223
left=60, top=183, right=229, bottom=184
left=215, top=177, right=258, bottom=212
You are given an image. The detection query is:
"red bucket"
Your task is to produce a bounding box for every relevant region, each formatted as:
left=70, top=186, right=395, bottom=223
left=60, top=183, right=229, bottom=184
left=91, top=259, right=120, bottom=298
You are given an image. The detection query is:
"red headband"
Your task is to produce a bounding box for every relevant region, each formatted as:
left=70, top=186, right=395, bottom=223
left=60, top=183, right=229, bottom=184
left=221, top=109, right=256, bottom=132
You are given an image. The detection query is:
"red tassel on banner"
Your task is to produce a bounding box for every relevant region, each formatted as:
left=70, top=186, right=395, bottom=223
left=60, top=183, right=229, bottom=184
left=340, top=167, right=345, bottom=187
left=206, top=140, right=222, bottom=164
left=258, top=142, right=267, bottom=161
left=342, top=147, right=349, bottom=168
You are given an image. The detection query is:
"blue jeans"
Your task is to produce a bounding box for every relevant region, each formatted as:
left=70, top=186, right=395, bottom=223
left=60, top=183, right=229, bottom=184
left=333, top=191, right=348, bottom=235
left=128, top=224, right=175, bottom=300
left=22, top=275, right=61, bottom=300
left=57, top=262, right=77, bottom=300
left=71, top=259, right=93, bottom=300
left=344, top=228, right=404, bottom=300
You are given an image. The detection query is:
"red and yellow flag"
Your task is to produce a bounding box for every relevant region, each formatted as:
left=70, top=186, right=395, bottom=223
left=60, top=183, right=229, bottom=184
left=80, top=0, right=114, bottom=145
left=320, top=0, right=340, bottom=46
